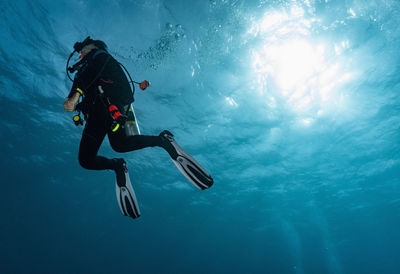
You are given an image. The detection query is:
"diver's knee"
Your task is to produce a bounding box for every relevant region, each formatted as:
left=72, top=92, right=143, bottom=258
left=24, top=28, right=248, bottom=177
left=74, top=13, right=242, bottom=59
left=78, top=154, right=91, bottom=169
left=110, top=142, right=124, bottom=153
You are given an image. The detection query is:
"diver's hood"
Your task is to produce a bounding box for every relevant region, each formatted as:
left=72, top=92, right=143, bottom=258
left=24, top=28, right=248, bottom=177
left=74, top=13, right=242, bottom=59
left=73, top=36, right=94, bottom=52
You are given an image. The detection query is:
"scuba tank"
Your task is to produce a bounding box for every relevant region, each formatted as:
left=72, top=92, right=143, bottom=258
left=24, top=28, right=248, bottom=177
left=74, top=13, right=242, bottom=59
left=124, top=104, right=140, bottom=136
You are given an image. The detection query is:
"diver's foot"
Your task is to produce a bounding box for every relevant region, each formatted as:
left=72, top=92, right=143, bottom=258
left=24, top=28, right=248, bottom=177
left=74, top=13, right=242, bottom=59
left=159, top=130, right=178, bottom=159
left=113, top=158, right=127, bottom=187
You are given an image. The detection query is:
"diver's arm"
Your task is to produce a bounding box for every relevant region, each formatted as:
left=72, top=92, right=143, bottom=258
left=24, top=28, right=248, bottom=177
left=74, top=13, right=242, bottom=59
left=63, top=92, right=80, bottom=112
left=64, top=85, right=84, bottom=112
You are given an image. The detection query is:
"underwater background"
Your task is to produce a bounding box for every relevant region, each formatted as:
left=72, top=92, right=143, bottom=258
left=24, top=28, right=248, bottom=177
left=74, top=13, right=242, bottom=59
left=1, top=0, right=400, bottom=273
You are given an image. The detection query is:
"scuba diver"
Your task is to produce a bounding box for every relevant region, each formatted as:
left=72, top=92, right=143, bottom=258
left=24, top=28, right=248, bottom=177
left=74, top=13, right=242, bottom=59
left=64, top=37, right=213, bottom=219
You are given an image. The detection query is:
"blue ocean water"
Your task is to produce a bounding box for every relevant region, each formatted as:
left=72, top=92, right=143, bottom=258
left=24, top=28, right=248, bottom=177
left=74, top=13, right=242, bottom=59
left=1, top=0, right=400, bottom=273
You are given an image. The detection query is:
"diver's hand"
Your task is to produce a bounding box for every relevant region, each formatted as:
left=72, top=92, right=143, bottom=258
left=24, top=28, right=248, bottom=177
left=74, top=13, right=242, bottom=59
left=63, top=100, right=75, bottom=112
left=63, top=92, right=80, bottom=112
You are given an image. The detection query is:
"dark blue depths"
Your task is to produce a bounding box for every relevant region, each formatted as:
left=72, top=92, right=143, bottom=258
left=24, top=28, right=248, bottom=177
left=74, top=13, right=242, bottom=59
left=1, top=0, right=400, bottom=273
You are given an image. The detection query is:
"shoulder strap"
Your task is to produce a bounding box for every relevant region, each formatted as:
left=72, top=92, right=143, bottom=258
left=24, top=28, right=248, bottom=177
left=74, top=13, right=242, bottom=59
left=82, top=53, right=112, bottom=92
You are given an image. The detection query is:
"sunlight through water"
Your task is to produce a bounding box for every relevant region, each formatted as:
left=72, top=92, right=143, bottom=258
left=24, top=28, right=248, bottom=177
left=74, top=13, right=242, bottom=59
left=248, top=5, right=354, bottom=124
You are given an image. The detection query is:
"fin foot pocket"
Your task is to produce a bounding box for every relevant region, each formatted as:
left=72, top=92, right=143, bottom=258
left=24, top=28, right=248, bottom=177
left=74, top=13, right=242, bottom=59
left=113, top=158, right=128, bottom=187
left=159, top=130, right=178, bottom=159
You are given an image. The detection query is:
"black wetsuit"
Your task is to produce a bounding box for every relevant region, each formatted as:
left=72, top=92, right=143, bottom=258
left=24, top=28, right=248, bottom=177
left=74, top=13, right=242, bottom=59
left=68, top=48, right=163, bottom=171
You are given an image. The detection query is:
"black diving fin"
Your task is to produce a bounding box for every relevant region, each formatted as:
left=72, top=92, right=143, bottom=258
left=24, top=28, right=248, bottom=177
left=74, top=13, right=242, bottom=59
left=160, top=130, right=214, bottom=190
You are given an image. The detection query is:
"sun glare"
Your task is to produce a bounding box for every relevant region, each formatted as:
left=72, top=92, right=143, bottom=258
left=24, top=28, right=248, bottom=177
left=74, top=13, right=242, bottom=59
left=249, top=6, right=352, bottom=122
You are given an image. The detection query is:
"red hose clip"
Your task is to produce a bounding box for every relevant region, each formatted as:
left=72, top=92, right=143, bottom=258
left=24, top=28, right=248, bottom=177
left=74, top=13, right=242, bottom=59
left=109, top=105, right=122, bottom=120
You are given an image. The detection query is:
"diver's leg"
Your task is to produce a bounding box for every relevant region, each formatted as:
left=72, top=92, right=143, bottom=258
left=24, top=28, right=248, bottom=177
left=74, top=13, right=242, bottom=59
left=79, top=125, right=128, bottom=187
left=78, top=130, right=113, bottom=170
left=108, top=131, right=164, bottom=153
left=78, top=119, right=121, bottom=170
left=109, top=129, right=213, bottom=189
